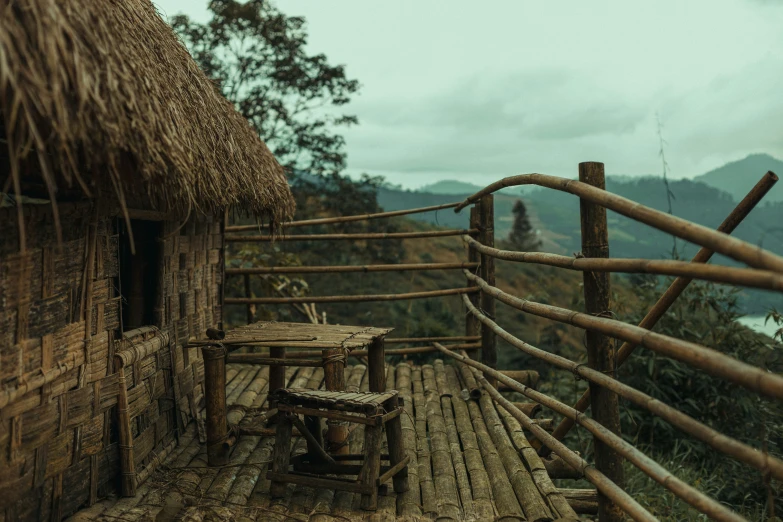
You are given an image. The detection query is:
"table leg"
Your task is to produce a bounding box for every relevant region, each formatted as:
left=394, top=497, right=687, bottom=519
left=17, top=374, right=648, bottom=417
left=323, top=348, right=348, bottom=454
left=368, top=337, right=386, bottom=392
left=268, top=346, right=286, bottom=407
left=201, top=344, right=229, bottom=466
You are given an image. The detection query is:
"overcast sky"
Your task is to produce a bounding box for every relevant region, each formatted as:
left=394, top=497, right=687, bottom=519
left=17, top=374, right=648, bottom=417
left=155, top=0, right=783, bottom=189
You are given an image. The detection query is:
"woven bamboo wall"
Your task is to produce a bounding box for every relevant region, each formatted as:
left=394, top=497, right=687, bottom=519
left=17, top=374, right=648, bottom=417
left=161, top=217, right=223, bottom=436
left=0, top=206, right=223, bottom=521
left=0, top=204, right=121, bottom=521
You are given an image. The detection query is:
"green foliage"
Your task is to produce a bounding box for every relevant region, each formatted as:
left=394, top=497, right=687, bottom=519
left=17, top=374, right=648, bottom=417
left=618, top=280, right=783, bottom=513
left=172, top=0, right=360, bottom=176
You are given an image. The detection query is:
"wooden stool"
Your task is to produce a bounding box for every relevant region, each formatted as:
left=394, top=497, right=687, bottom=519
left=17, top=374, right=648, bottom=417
left=268, top=388, right=410, bottom=510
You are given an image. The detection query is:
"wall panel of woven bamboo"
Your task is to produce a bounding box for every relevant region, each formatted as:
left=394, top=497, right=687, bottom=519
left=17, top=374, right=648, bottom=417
left=0, top=205, right=121, bottom=521
left=0, top=206, right=224, bottom=521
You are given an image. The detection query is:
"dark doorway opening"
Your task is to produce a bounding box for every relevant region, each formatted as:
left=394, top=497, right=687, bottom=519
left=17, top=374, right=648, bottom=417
left=118, top=219, right=162, bottom=331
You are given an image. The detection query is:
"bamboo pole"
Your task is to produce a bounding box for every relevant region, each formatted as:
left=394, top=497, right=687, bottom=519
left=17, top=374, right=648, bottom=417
left=444, top=365, right=495, bottom=520
left=386, top=335, right=481, bottom=344
left=227, top=201, right=462, bottom=231
left=465, top=392, right=526, bottom=520
left=280, top=343, right=480, bottom=359
left=544, top=454, right=583, bottom=479
left=201, top=344, right=229, bottom=467
left=226, top=367, right=269, bottom=428
left=561, top=489, right=599, bottom=515
left=457, top=351, right=481, bottom=400
left=496, top=404, right=576, bottom=518
left=226, top=262, right=479, bottom=275
left=323, top=348, right=348, bottom=455
left=225, top=286, right=478, bottom=305
left=367, top=337, right=386, bottom=392
left=225, top=228, right=477, bottom=242
left=479, top=195, right=497, bottom=385
left=394, top=364, right=422, bottom=518
left=421, top=365, right=462, bottom=521
left=454, top=171, right=783, bottom=272
left=478, top=391, right=553, bottom=521
left=498, top=370, right=540, bottom=388
left=459, top=293, right=783, bottom=481
left=462, top=235, right=783, bottom=291
left=549, top=169, right=779, bottom=448
left=116, top=364, right=135, bottom=497
left=512, top=402, right=543, bottom=418
left=267, top=347, right=286, bottom=408
left=225, top=354, right=322, bottom=366
left=411, top=366, right=438, bottom=517
left=243, top=274, right=253, bottom=324
left=579, top=162, right=623, bottom=522
left=447, top=353, right=651, bottom=522
left=465, top=269, right=783, bottom=401
left=466, top=206, right=482, bottom=385
left=434, top=360, right=477, bottom=520
left=435, top=343, right=746, bottom=522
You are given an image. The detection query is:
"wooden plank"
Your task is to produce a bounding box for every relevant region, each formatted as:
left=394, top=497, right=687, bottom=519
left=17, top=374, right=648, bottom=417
left=266, top=471, right=372, bottom=494
left=377, top=455, right=411, bottom=486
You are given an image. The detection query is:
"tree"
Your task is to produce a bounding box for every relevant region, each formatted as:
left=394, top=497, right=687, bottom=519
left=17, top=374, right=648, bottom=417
left=171, top=0, right=360, bottom=178
left=507, top=199, right=541, bottom=251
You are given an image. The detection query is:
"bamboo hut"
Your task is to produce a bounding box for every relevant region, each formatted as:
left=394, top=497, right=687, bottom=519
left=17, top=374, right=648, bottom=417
left=0, top=1, right=294, bottom=520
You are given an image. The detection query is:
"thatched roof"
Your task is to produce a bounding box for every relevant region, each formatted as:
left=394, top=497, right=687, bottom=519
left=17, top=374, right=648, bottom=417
left=0, top=0, right=295, bottom=225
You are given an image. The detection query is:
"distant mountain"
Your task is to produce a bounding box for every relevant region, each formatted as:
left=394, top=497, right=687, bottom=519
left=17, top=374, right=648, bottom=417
left=694, top=153, right=783, bottom=202
left=418, top=179, right=534, bottom=196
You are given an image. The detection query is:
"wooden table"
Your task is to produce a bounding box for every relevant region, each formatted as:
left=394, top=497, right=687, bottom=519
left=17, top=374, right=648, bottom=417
left=217, top=321, right=392, bottom=393
left=194, top=321, right=393, bottom=464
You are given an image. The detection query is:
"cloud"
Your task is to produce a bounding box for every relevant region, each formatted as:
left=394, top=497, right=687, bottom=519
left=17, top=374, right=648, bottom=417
left=343, top=69, right=651, bottom=180
left=342, top=52, right=783, bottom=186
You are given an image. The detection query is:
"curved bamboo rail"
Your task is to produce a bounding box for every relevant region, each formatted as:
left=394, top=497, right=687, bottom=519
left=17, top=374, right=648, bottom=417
left=435, top=343, right=745, bottom=522
left=454, top=172, right=783, bottom=272
left=227, top=202, right=461, bottom=231
left=464, top=269, right=783, bottom=400
left=458, top=294, right=783, bottom=482
left=543, top=169, right=778, bottom=449
left=462, top=235, right=783, bottom=291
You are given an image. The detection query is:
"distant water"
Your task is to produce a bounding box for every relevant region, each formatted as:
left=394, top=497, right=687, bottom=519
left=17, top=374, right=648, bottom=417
left=736, top=315, right=780, bottom=339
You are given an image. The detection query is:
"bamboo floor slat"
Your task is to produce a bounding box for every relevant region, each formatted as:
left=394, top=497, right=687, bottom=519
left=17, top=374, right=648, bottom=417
left=66, top=362, right=578, bottom=522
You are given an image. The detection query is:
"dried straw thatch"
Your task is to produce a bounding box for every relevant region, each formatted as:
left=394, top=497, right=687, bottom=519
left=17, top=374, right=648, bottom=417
left=0, top=0, right=295, bottom=229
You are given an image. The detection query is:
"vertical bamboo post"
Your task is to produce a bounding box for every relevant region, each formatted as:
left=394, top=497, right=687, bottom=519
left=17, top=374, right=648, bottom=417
left=368, top=337, right=386, bottom=392
left=220, top=207, right=228, bottom=330
left=466, top=206, right=481, bottom=356
left=243, top=273, right=253, bottom=325
left=478, top=195, right=497, bottom=386
left=201, top=344, right=229, bottom=466
left=323, top=348, right=348, bottom=454
left=116, top=363, right=136, bottom=497
left=578, top=161, right=624, bottom=522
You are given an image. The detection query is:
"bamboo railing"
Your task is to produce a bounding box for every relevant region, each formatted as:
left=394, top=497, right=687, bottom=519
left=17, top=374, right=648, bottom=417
left=222, top=163, right=781, bottom=522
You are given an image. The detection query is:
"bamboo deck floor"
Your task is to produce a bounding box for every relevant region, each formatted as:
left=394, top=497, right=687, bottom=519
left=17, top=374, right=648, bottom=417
left=67, top=362, right=581, bottom=522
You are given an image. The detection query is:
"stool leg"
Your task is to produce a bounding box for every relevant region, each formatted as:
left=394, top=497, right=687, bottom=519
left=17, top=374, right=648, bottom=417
left=359, top=422, right=383, bottom=511
left=384, top=397, right=409, bottom=493
left=269, top=411, right=292, bottom=498
left=304, top=415, right=325, bottom=460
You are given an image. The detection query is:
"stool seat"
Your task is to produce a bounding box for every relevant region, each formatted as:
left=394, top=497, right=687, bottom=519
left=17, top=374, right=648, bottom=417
left=268, top=388, right=410, bottom=511
left=273, top=388, right=400, bottom=414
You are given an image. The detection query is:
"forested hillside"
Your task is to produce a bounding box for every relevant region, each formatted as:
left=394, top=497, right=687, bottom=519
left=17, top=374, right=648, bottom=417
left=378, top=172, right=783, bottom=313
